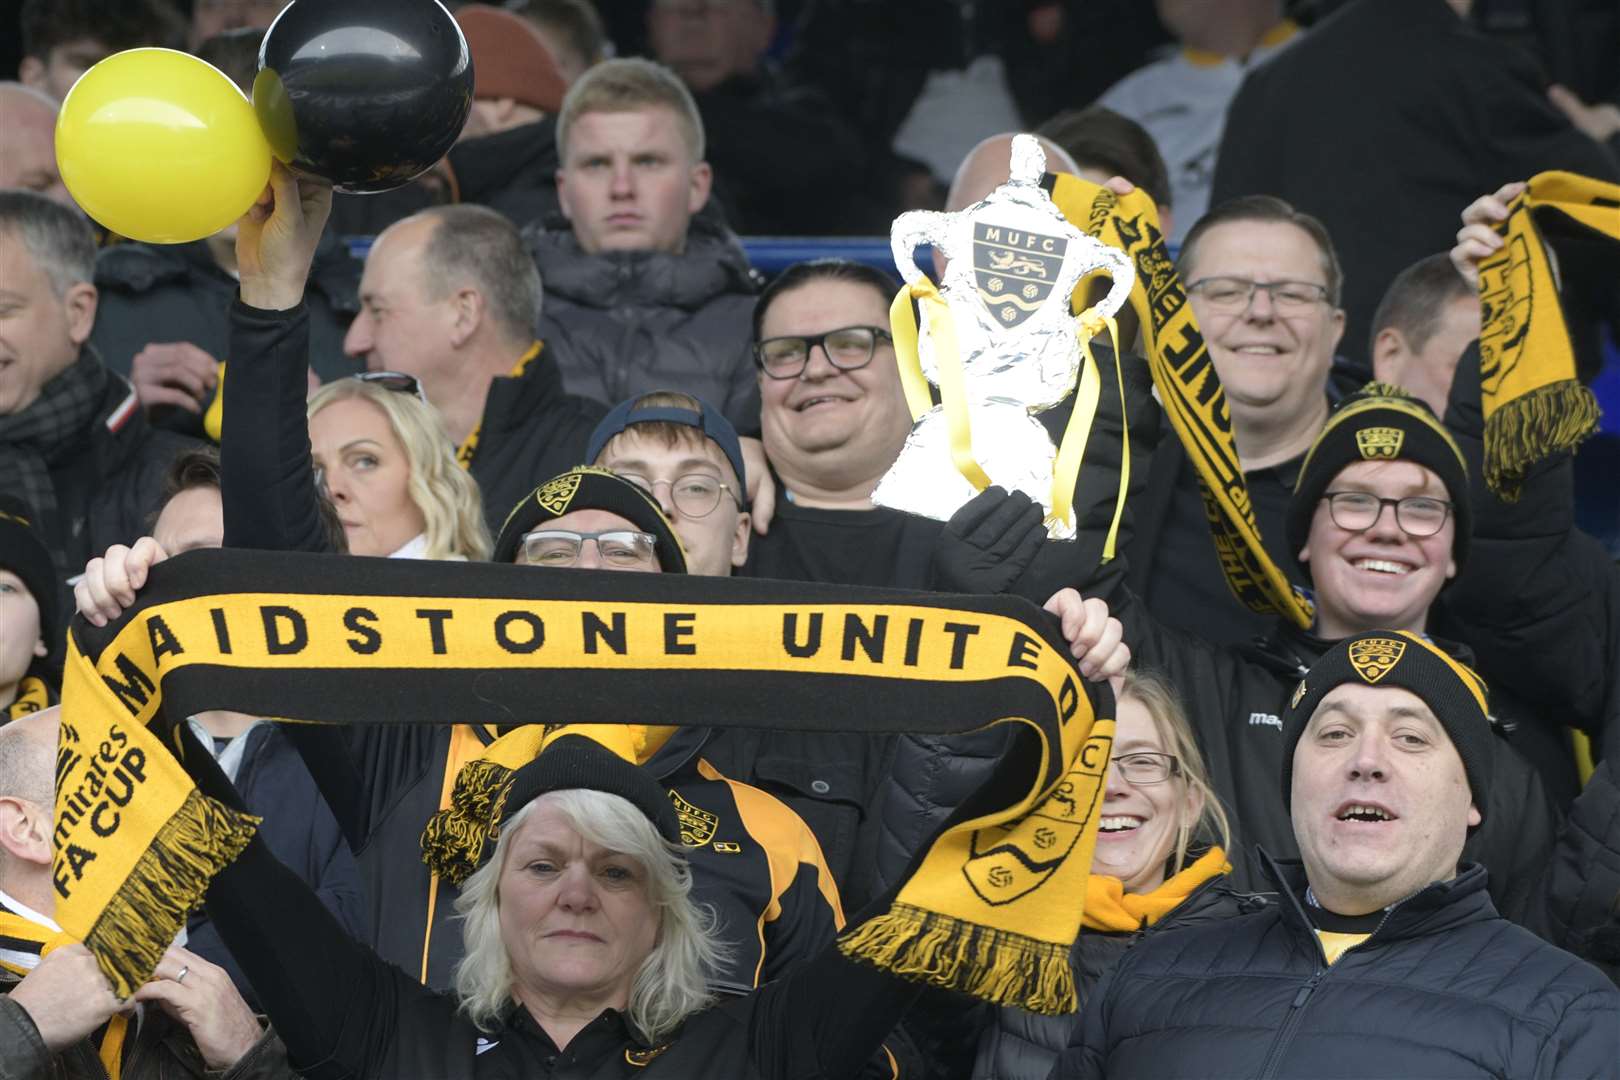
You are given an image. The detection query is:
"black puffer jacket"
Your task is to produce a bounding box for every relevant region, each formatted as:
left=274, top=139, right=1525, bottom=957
left=1056, top=856, right=1620, bottom=1079
left=972, top=875, right=1269, bottom=1080
left=524, top=215, right=761, bottom=431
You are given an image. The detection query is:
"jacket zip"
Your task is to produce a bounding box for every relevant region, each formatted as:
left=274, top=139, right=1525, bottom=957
left=1254, top=897, right=1402, bottom=1079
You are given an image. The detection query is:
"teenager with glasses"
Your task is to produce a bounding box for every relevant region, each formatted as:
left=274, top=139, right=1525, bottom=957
left=588, top=390, right=754, bottom=578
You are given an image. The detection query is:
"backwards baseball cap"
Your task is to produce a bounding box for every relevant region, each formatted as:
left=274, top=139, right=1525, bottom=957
left=587, top=394, right=749, bottom=507
left=0, top=495, right=58, bottom=649
left=454, top=4, right=568, bottom=113
left=1287, top=382, right=1471, bottom=570
left=1281, top=630, right=1492, bottom=822
left=493, top=467, right=688, bottom=572
left=421, top=731, right=682, bottom=886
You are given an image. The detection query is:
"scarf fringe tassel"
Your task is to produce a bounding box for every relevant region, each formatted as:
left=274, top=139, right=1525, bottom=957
left=1484, top=379, right=1599, bottom=501
left=85, top=790, right=259, bottom=998
left=836, top=901, right=1078, bottom=1015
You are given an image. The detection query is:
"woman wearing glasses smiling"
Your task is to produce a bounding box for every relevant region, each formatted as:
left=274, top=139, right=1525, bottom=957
left=972, top=671, right=1247, bottom=1080
left=307, top=373, right=492, bottom=561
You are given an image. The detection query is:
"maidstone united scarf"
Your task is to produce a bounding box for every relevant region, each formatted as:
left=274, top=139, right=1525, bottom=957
left=1477, top=171, right=1619, bottom=500
left=1047, top=174, right=1315, bottom=628
left=60, top=549, right=1111, bottom=1014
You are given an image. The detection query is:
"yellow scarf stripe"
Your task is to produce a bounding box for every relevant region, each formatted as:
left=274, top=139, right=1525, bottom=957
left=455, top=340, right=543, bottom=470
left=1477, top=170, right=1618, bottom=500
left=1048, top=174, right=1314, bottom=627
left=61, top=549, right=1110, bottom=1013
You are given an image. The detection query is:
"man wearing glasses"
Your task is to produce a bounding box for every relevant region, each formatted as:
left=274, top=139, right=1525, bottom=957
left=1126, top=194, right=1349, bottom=646
left=587, top=391, right=752, bottom=579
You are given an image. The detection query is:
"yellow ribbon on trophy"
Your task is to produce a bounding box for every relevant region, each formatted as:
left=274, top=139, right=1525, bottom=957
left=889, top=259, right=1126, bottom=543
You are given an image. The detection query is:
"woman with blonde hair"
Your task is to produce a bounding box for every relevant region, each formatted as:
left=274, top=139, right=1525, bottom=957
left=973, top=669, right=1257, bottom=1080
left=307, top=375, right=491, bottom=561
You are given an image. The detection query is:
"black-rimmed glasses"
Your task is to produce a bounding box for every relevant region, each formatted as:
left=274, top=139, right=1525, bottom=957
left=1110, top=752, right=1181, bottom=786
left=754, top=325, right=893, bottom=380
left=519, top=529, right=659, bottom=568
left=1322, top=491, right=1452, bottom=537
left=1186, top=277, right=1331, bottom=313
left=616, top=473, right=743, bottom=518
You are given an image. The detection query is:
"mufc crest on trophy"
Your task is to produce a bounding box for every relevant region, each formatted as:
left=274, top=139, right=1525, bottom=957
left=872, top=134, right=1134, bottom=539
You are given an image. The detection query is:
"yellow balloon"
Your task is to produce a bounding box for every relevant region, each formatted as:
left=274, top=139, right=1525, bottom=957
left=56, top=48, right=271, bottom=245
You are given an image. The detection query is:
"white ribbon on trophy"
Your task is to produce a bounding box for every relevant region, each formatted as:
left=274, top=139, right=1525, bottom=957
left=873, top=134, right=1134, bottom=539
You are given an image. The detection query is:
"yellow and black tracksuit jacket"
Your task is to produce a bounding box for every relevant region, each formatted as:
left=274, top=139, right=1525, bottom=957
left=280, top=723, right=845, bottom=994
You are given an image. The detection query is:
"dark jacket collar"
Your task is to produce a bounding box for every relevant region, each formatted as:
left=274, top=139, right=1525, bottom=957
left=524, top=214, right=758, bottom=311
left=1260, top=848, right=1496, bottom=952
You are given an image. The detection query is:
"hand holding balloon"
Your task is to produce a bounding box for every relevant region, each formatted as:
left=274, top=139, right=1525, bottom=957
left=237, top=162, right=333, bottom=312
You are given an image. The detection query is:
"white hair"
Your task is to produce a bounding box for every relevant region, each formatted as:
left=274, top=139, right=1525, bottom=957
left=452, top=789, right=730, bottom=1040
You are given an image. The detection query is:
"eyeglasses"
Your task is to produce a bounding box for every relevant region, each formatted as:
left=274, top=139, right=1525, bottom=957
left=615, top=472, right=743, bottom=519
left=1186, top=277, right=1331, bottom=314
left=351, top=370, right=427, bottom=404
left=1110, top=752, right=1181, bottom=786
left=519, top=529, right=659, bottom=568
left=1322, top=491, right=1452, bottom=537
left=754, top=325, right=893, bottom=380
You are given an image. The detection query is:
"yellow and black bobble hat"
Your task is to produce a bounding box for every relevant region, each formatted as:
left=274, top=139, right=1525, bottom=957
left=493, top=466, right=688, bottom=572
left=1280, top=630, right=1492, bottom=821
left=1286, top=382, right=1471, bottom=570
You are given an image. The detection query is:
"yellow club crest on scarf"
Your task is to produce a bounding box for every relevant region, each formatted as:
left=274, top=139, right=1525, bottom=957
left=1348, top=637, right=1406, bottom=684
left=1355, top=426, right=1404, bottom=459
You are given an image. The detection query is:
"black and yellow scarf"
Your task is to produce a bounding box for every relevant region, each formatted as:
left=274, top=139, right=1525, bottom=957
left=3, top=674, right=56, bottom=724
left=1045, top=174, right=1315, bottom=628
left=59, top=549, right=1111, bottom=1015
left=0, top=894, right=128, bottom=1077
left=1476, top=170, right=1620, bottom=500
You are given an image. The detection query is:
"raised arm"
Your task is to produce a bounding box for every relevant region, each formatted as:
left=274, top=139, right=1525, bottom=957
left=223, top=163, right=337, bottom=557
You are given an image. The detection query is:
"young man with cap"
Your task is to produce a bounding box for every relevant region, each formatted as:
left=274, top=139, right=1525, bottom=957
left=0, top=495, right=57, bottom=723
left=587, top=391, right=752, bottom=580
left=587, top=393, right=912, bottom=910
left=1055, top=631, right=1620, bottom=1078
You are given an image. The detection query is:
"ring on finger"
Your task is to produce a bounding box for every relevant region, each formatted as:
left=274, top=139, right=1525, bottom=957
left=176, top=965, right=189, bottom=984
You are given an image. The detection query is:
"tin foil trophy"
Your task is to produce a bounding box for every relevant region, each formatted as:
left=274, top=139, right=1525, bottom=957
left=872, top=135, right=1134, bottom=539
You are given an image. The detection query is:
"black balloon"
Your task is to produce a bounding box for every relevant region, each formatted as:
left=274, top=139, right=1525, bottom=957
left=255, top=0, right=473, bottom=194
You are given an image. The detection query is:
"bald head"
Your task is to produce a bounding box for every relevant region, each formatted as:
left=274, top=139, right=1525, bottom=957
left=0, top=83, right=73, bottom=209
left=0, top=707, right=56, bottom=806
left=945, top=133, right=1079, bottom=213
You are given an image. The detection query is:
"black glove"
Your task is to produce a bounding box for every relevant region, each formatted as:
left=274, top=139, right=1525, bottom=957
left=931, top=486, right=1048, bottom=595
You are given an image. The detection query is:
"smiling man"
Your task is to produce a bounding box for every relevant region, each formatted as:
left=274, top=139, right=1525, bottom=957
left=1125, top=194, right=1348, bottom=646
left=1055, top=631, right=1619, bottom=1079
left=526, top=58, right=761, bottom=431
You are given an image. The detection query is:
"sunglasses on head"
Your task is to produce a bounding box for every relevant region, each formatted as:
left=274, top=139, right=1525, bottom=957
left=350, top=371, right=427, bottom=403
